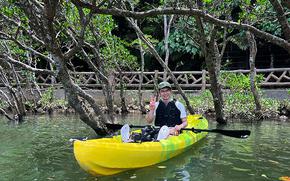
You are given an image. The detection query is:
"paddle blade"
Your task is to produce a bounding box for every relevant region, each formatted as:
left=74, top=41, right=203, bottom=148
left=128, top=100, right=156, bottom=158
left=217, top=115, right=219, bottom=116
left=211, top=129, right=251, bottom=139
left=186, top=128, right=251, bottom=139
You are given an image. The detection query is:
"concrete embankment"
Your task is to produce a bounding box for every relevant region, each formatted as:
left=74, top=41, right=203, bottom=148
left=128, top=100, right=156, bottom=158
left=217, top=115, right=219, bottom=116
left=57, top=89, right=290, bottom=103
left=1, top=88, right=287, bottom=105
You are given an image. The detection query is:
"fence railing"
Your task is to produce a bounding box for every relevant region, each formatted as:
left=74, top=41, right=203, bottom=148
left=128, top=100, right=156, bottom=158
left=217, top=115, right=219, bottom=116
left=2, top=68, right=290, bottom=89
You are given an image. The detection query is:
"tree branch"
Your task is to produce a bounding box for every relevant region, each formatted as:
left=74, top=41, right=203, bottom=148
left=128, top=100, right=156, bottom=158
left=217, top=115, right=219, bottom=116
left=220, top=28, right=229, bottom=58
left=126, top=17, right=195, bottom=114
left=0, top=31, right=54, bottom=64
left=269, top=0, right=290, bottom=41
left=71, top=1, right=290, bottom=53
left=0, top=89, right=15, bottom=109
left=0, top=108, right=15, bottom=121
left=0, top=55, right=54, bottom=75
left=80, top=46, right=108, bottom=82
left=0, top=13, right=45, bottom=45
left=64, top=7, right=93, bottom=59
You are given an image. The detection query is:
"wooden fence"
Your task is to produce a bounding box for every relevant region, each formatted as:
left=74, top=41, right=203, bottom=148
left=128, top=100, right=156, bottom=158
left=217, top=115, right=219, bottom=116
left=2, top=68, right=290, bottom=89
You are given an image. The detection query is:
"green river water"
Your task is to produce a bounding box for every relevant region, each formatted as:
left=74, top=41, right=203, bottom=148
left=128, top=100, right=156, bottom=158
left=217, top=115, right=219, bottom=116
left=0, top=114, right=289, bottom=181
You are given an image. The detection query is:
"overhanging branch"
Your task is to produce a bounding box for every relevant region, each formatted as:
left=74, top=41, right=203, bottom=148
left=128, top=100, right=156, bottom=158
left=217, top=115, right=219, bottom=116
left=71, top=0, right=290, bottom=54
left=0, top=31, right=55, bottom=64
left=0, top=55, right=54, bottom=75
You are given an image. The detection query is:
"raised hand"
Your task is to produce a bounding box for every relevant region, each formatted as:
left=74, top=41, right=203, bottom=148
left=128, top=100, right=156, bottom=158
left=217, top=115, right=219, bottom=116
left=149, top=95, right=156, bottom=111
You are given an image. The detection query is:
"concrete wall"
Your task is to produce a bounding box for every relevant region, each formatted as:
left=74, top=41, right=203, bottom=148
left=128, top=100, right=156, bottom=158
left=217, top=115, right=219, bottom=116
left=1, top=88, right=289, bottom=105
left=53, top=88, right=290, bottom=105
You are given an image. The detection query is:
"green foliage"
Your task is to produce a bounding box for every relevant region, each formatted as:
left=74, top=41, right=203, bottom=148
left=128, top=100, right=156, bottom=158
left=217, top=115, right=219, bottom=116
left=188, top=90, right=214, bottom=112
left=20, top=70, right=37, bottom=83
left=224, top=92, right=256, bottom=118
left=224, top=93, right=280, bottom=119
left=203, top=0, right=213, bottom=3
left=280, top=99, right=290, bottom=110
left=258, top=16, right=282, bottom=36
left=54, top=99, right=69, bottom=109
left=101, top=35, right=138, bottom=70
left=261, top=98, right=280, bottom=111
left=0, top=99, right=7, bottom=109
left=220, top=72, right=264, bottom=118
left=0, top=2, right=25, bottom=20
left=39, top=87, right=68, bottom=111
left=24, top=100, right=34, bottom=109
left=188, top=72, right=282, bottom=119
left=228, top=31, right=249, bottom=51
left=188, top=89, right=281, bottom=120
left=39, top=87, right=54, bottom=109
left=0, top=3, right=43, bottom=63
left=156, top=17, right=200, bottom=57
left=201, top=0, right=279, bottom=37
left=81, top=14, right=138, bottom=71
left=130, top=35, right=159, bottom=53
left=288, top=89, right=290, bottom=95
left=222, top=72, right=251, bottom=91
left=55, top=2, right=136, bottom=71
left=160, top=31, right=199, bottom=55
left=220, top=72, right=263, bottom=91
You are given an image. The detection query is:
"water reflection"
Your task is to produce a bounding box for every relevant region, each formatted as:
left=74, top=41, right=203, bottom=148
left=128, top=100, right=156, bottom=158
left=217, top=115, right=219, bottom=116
left=0, top=114, right=289, bottom=181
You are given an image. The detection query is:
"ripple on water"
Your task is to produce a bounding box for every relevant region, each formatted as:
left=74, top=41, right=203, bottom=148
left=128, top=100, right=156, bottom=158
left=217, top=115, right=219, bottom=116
left=1, top=116, right=290, bottom=181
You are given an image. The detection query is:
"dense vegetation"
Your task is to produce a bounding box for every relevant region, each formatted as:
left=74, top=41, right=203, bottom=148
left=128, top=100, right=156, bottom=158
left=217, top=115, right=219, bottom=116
left=189, top=73, right=290, bottom=120
left=0, top=0, right=289, bottom=133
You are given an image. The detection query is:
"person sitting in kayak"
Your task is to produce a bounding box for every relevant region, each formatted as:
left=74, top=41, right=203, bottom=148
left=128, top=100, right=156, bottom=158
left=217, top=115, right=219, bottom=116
left=146, top=81, right=187, bottom=136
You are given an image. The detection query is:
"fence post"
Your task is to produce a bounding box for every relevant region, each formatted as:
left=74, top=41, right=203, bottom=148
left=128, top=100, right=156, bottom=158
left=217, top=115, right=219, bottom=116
left=201, top=69, right=206, bottom=91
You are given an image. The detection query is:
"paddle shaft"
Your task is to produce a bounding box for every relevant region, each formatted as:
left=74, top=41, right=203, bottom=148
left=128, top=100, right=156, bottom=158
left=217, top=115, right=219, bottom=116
left=182, top=128, right=251, bottom=139
left=106, top=124, right=251, bottom=139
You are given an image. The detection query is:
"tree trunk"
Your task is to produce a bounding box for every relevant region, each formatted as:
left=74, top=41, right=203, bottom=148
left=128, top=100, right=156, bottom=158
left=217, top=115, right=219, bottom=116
left=0, top=87, right=22, bottom=123
left=269, top=45, right=275, bottom=68
left=205, top=51, right=227, bottom=124
left=246, top=31, right=262, bottom=117
left=127, top=18, right=195, bottom=114
left=0, top=64, right=26, bottom=123
left=137, top=34, right=147, bottom=114
left=6, top=0, right=113, bottom=135
left=26, top=52, right=37, bottom=112
left=163, top=15, right=174, bottom=80
left=103, top=75, right=116, bottom=118
left=11, top=63, right=27, bottom=118
left=282, top=0, right=290, bottom=9
left=93, top=58, right=115, bottom=120
left=53, top=53, right=109, bottom=135
left=154, top=70, right=159, bottom=99
left=195, top=16, right=226, bottom=124
left=118, top=69, right=129, bottom=114
left=80, top=47, right=116, bottom=122
left=0, top=108, right=15, bottom=121
left=269, top=0, right=290, bottom=42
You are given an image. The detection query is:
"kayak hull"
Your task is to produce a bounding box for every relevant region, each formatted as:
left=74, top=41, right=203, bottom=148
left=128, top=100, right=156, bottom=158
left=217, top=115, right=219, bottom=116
left=73, top=114, right=208, bottom=176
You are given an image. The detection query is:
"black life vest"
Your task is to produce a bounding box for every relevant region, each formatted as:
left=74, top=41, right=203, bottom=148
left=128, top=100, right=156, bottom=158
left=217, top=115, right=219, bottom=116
left=155, top=100, right=182, bottom=127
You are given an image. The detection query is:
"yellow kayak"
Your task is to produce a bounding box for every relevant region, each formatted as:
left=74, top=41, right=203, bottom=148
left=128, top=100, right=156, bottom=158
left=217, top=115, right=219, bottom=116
left=73, top=114, right=208, bottom=176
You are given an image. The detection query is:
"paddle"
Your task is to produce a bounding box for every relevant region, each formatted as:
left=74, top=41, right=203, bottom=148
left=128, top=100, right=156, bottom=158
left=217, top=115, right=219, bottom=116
left=182, top=128, right=251, bottom=139
left=105, top=123, right=251, bottom=139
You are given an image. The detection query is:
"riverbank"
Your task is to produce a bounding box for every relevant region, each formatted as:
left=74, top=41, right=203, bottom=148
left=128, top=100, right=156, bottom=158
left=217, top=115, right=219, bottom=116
left=188, top=90, right=290, bottom=121
left=0, top=99, right=289, bottom=123
left=0, top=89, right=289, bottom=122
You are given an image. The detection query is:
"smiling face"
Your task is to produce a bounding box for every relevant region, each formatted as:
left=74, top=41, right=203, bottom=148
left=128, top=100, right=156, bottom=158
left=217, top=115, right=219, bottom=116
left=159, top=88, right=172, bottom=102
